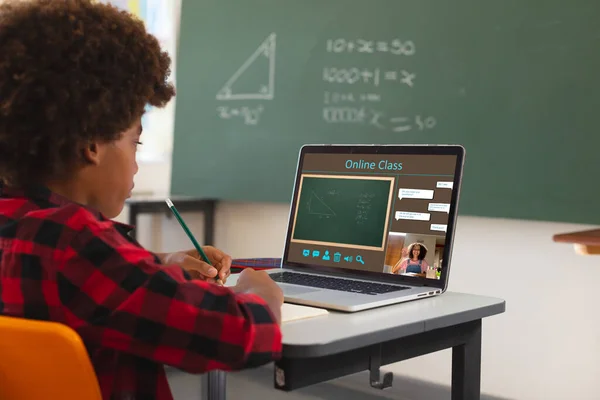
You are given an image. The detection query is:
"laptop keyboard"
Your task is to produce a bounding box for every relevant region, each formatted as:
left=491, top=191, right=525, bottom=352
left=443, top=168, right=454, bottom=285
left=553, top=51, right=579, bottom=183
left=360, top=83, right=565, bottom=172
left=269, top=271, right=408, bottom=296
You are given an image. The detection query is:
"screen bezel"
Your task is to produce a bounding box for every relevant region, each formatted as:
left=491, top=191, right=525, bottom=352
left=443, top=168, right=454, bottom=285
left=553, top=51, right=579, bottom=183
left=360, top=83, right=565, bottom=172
left=280, top=144, right=466, bottom=290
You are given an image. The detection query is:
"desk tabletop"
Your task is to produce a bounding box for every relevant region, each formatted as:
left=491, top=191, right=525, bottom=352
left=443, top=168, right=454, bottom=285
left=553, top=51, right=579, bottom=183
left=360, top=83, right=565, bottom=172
left=280, top=291, right=504, bottom=357
left=225, top=273, right=504, bottom=358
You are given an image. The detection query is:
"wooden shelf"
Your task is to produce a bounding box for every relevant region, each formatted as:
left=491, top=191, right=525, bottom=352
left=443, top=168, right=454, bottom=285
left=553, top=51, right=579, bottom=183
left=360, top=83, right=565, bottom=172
left=553, top=229, right=600, bottom=255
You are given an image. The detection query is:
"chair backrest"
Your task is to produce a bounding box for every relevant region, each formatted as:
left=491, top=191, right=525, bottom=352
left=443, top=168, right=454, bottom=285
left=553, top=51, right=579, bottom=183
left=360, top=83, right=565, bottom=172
left=0, top=315, right=102, bottom=400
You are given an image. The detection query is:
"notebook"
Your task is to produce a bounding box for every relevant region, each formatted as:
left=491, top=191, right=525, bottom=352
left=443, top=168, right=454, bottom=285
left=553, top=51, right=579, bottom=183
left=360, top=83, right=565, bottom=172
left=281, top=303, right=328, bottom=323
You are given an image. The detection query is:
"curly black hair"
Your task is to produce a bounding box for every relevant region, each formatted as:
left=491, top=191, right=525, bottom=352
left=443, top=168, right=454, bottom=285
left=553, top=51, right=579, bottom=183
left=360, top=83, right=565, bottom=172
left=0, top=0, right=175, bottom=186
left=408, top=242, right=427, bottom=260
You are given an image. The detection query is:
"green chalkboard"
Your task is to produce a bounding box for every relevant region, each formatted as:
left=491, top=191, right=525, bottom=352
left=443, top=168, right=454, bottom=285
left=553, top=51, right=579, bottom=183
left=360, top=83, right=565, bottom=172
left=291, top=175, right=394, bottom=249
left=172, top=0, right=600, bottom=224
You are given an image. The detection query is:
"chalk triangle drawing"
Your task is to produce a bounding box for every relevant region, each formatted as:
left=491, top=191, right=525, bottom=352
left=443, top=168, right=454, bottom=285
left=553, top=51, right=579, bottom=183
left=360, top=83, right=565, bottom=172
left=308, top=191, right=336, bottom=216
left=216, top=33, right=276, bottom=101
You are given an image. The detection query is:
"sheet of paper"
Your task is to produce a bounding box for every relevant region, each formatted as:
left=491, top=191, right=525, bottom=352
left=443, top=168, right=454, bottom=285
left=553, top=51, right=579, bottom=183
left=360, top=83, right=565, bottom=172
left=282, top=303, right=329, bottom=323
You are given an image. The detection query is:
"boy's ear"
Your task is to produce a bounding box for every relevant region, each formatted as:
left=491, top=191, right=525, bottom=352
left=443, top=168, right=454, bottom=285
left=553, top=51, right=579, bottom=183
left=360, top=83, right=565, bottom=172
left=81, top=141, right=102, bottom=166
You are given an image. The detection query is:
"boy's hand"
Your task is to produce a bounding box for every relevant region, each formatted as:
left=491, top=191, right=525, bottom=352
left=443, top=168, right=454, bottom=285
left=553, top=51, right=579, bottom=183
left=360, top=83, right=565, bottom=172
left=232, top=268, right=283, bottom=324
left=159, top=246, right=232, bottom=283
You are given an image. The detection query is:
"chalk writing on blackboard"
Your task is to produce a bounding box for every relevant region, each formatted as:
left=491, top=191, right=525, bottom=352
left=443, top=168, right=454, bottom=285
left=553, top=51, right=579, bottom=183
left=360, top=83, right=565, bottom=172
left=322, top=107, right=436, bottom=132
left=321, top=37, right=435, bottom=133
left=305, top=187, right=380, bottom=226
left=322, top=67, right=417, bottom=88
left=216, top=33, right=276, bottom=101
left=355, top=192, right=375, bottom=225
left=307, top=191, right=336, bottom=218
left=322, top=67, right=379, bottom=86
left=325, top=38, right=416, bottom=56
left=217, top=105, right=264, bottom=125
left=322, top=67, right=416, bottom=88
left=322, top=107, right=366, bottom=123
left=414, top=115, right=437, bottom=131
left=324, top=92, right=381, bottom=104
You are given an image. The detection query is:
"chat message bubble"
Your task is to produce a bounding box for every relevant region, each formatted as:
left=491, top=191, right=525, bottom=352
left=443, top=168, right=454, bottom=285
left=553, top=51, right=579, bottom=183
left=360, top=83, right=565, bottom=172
left=436, top=181, right=453, bottom=189
left=398, top=188, right=434, bottom=200
left=428, top=203, right=450, bottom=214
left=430, top=224, right=447, bottom=232
left=395, top=211, right=431, bottom=221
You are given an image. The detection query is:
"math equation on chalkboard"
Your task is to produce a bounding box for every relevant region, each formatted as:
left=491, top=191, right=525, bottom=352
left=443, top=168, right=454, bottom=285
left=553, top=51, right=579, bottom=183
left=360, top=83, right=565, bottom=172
left=322, top=37, right=436, bottom=134
left=212, top=33, right=437, bottom=133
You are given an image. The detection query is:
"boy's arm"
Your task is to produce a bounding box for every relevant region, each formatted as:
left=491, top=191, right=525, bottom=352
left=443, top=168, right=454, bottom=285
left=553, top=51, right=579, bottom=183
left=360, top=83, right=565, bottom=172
left=58, top=221, right=282, bottom=373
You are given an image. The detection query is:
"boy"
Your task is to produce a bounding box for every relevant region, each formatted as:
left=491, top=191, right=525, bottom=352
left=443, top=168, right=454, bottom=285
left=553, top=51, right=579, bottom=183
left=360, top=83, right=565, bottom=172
left=0, top=1, right=283, bottom=399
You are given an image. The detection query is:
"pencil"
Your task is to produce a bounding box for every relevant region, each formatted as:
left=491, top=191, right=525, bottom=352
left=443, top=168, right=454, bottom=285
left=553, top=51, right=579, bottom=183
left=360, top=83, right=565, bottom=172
left=165, top=198, right=223, bottom=285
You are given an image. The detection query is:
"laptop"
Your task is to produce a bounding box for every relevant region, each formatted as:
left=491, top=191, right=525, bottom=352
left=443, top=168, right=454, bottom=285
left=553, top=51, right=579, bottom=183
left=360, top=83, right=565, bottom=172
left=265, top=144, right=465, bottom=312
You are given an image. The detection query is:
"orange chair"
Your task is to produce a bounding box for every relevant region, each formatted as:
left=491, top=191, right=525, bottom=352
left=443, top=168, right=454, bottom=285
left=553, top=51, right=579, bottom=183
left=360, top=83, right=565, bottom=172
left=0, top=315, right=102, bottom=400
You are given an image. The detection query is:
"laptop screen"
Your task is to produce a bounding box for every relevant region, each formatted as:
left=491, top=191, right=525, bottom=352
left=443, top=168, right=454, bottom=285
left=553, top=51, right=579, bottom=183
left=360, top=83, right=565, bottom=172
left=283, top=147, right=462, bottom=284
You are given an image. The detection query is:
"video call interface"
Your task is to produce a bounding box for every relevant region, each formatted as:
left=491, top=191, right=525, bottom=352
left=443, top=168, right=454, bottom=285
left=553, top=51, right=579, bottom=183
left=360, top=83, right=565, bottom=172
left=286, top=152, right=458, bottom=280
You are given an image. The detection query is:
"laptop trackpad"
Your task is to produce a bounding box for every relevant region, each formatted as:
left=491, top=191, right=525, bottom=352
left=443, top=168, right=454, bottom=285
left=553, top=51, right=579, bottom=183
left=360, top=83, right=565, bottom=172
left=281, top=284, right=320, bottom=296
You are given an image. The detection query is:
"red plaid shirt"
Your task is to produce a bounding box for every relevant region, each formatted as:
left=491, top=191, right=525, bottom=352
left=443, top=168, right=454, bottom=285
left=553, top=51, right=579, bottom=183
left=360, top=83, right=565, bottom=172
left=0, top=183, right=282, bottom=400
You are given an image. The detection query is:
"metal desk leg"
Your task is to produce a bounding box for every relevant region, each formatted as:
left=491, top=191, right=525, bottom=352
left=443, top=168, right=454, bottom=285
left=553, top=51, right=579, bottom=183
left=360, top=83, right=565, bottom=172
left=451, top=319, right=482, bottom=400
left=201, top=371, right=226, bottom=400
left=204, top=200, right=216, bottom=246
left=128, top=204, right=139, bottom=241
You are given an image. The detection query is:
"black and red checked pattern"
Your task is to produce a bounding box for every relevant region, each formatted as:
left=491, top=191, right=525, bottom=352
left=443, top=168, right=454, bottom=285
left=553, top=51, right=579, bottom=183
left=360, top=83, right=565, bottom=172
left=0, top=183, right=282, bottom=400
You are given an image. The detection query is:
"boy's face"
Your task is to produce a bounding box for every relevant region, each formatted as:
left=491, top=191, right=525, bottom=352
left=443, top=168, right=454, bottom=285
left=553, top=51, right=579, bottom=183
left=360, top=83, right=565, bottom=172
left=85, top=120, right=141, bottom=219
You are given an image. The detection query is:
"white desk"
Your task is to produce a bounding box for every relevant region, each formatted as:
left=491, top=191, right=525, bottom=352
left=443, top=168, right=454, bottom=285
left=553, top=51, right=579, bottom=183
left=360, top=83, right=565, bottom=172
left=201, top=274, right=505, bottom=400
